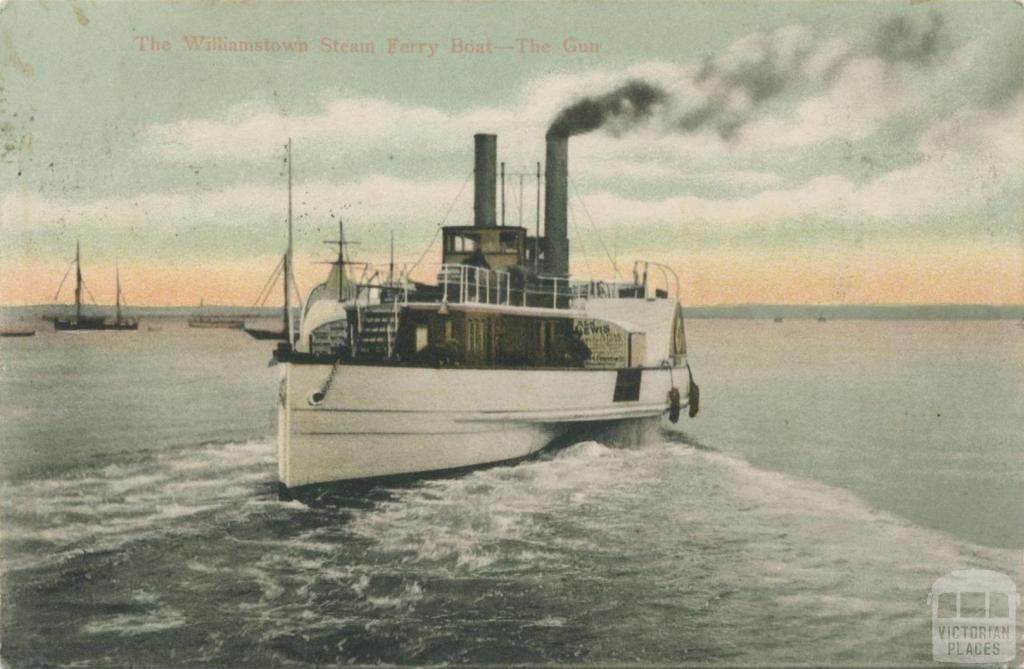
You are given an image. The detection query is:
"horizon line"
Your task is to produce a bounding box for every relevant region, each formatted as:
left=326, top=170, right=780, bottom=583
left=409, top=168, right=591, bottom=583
left=3, top=302, right=1023, bottom=309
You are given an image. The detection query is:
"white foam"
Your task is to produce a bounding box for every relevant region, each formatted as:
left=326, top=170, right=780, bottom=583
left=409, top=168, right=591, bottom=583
left=81, top=607, right=187, bottom=636
left=2, top=439, right=277, bottom=573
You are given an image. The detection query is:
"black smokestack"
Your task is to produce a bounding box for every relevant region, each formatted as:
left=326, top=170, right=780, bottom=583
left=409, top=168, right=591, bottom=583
left=473, top=133, right=497, bottom=227
left=547, top=80, right=667, bottom=139
left=542, top=82, right=664, bottom=277
left=543, top=135, right=569, bottom=277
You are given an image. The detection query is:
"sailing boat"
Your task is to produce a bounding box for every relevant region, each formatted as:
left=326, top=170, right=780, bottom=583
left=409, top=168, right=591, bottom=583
left=54, top=242, right=139, bottom=331
left=244, top=138, right=299, bottom=342
left=243, top=252, right=294, bottom=340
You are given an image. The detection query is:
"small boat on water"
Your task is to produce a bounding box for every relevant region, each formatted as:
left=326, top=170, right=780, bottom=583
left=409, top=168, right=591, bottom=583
left=817, top=315, right=827, bottom=322
left=773, top=317, right=783, bottom=323
left=188, top=299, right=245, bottom=329
left=0, top=329, right=36, bottom=337
left=53, top=243, right=139, bottom=331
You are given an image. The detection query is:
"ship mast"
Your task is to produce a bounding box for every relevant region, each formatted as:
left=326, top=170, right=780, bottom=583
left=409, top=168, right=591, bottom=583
left=534, top=162, right=541, bottom=273
left=388, top=230, right=394, bottom=285
left=285, top=138, right=294, bottom=341
left=75, top=241, right=82, bottom=322
left=115, top=261, right=122, bottom=324
left=337, top=218, right=345, bottom=302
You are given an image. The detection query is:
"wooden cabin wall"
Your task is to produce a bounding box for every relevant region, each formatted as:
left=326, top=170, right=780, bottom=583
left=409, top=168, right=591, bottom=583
left=394, top=308, right=584, bottom=368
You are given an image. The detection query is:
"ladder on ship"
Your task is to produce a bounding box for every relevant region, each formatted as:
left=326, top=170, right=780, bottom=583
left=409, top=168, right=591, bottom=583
left=355, top=305, right=400, bottom=360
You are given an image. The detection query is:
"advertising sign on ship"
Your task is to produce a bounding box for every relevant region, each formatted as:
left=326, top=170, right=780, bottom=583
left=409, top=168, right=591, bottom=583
left=573, top=318, right=628, bottom=368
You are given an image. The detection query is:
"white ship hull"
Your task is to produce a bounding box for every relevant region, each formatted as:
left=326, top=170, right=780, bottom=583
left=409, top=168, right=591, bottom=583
left=277, top=361, right=690, bottom=489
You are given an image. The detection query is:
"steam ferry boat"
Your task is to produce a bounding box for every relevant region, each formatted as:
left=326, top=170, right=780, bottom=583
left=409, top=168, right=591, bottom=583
left=275, top=132, right=699, bottom=491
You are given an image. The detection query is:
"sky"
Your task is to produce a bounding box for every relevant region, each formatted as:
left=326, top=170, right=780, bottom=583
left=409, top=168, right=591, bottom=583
left=1, top=0, right=1022, bottom=306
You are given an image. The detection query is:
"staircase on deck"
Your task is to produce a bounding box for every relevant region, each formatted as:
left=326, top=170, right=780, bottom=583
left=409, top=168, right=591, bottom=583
left=355, top=305, right=401, bottom=360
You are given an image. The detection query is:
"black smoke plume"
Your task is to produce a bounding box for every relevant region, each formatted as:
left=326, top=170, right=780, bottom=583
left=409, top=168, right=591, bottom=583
left=546, top=80, right=668, bottom=138
left=546, top=12, right=952, bottom=142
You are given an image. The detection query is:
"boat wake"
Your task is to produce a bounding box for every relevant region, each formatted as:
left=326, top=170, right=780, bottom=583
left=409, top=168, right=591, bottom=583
left=2, top=432, right=1019, bottom=666
left=0, top=438, right=276, bottom=574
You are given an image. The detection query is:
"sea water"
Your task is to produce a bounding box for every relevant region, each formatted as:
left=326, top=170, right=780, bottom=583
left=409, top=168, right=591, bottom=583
left=0, top=319, right=1020, bottom=666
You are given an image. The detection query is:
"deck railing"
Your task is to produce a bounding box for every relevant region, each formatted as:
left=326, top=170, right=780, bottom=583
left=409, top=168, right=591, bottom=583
left=304, top=259, right=678, bottom=324
left=438, top=264, right=573, bottom=309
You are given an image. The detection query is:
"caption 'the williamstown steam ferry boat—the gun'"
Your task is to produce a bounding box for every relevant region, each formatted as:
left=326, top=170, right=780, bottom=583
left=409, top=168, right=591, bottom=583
left=274, top=131, right=700, bottom=493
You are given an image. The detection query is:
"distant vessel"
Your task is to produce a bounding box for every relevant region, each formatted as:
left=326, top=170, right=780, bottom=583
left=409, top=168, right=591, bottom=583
left=188, top=299, right=244, bottom=329
left=773, top=317, right=783, bottom=323
left=0, top=329, right=35, bottom=337
left=53, top=243, right=139, bottom=331
left=817, top=315, right=827, bottom=322
left=275, top=132, right=700, bottom=491
left=245, top=140, right=298, bottom=342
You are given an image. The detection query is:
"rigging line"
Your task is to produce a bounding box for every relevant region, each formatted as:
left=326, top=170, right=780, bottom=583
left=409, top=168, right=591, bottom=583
left=259, top=255, right=286, bottom=304
left=257, top=263, right=285, bottom=308
left=252, top=267, right=276, bottom=308
left=267, top=258, right=287, bottom=305
left=53, top=258, right=76, bottom=302
left=571, top=181, right=622, bottom=280
left=567, top=198, right=594, bottom=281
left=253, top=256, right=285, bottom=307
left=406, top=169, right=474, bottom=278
left=82, top=281, right=99, bottom=305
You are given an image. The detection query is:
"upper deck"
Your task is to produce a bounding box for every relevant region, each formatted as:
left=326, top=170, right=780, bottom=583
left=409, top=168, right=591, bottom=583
left=374, top=260, right=681, bottom=313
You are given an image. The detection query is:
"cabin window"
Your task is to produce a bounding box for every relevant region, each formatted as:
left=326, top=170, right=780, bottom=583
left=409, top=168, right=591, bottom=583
left=415, top=325, right=428, bottom=352
left=499, top=231, right=518, bottom=253
left=466, top=320, right=480, bottom=354
left=613, top=368, right=642, bottom=402
left=450, top=234, right=478, bottom=253
left=544, top=322, right=557, bottom=364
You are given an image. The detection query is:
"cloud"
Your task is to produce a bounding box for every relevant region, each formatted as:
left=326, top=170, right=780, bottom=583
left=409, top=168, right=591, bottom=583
left=1, top=175, right=474, bottom=237
left=871, top=12, right=950, bottom=64
left=9, top=92, right=1021, bottom=256
left=140, top=13, right=973, bottom=172
left=540, top=12, right=955, bottom=144
left=557, top=93, right=1024, bottom=229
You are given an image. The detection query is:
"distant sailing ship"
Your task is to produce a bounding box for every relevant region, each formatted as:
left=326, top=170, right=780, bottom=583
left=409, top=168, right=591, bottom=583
left=53, top=242, right=139, bottom=331
left=187, top=298, right=245, bottom=329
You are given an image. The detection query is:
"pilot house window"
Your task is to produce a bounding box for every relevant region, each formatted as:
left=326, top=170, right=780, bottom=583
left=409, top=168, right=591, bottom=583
left=449, top=234, right=478, bottom=253
left=499, top=231, right=518, bottom=253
